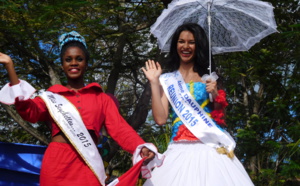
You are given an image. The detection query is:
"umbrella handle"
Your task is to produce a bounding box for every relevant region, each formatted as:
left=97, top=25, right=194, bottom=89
left=209, top=93, right=213, bottom=102
left=202, top=72, right=218, bottom=102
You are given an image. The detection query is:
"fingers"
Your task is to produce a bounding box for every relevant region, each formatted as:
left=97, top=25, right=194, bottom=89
left=141, top=60, right=162, bottom=83
left=148, top=59, right=154, bottom=69
left=141, top=60, right=159, bottom=73
left=140, top=147, right=155, bottom=165
left=144, top=59, right=157, bottom=70
left=0, top=53, right=12, bottom=65
left=206, top=79, right=211, bottom=83
left=156, top=62, right=161, bottom=71
left=145, top=60, right=150, bottom=70
left=141, top=67, right=146, bottom=73
left=206, top=80, right=217, bottom=93
left=141, top=60, right=155, bottom=74
left=140, top=147, right=150, bottom=158
left=143, top=151, right=155, bottom=165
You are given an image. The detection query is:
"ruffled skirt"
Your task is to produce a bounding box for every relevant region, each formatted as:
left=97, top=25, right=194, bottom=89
left=143, top=142, right=254, bottom=186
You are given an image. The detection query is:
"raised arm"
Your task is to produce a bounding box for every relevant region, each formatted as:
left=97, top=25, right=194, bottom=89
left=141, top=60, right=169, bottom=125
left=0, top=52, right=19, bottom=85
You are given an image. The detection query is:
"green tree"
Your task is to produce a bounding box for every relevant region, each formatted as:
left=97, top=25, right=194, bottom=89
left=214, top=0, right=300, bottom=184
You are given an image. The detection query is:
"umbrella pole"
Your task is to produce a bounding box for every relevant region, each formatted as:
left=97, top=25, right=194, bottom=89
left=208, top=2, right=212, bottom=75
left=208, top=2, right=213, bottom=102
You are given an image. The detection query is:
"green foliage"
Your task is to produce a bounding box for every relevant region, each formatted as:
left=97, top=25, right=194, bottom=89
left=220, top=0, right=300, bottom=183
left=237, top=128, right=258, bottom=146
left=257, top=169, right=278, bottom=186
left=138, top=114, right=171, bottom=153
left=281, top=160, right=300, bottom=179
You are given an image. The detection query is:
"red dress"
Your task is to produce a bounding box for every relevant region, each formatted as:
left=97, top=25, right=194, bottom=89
left=14, top=83, right=145, bottom=186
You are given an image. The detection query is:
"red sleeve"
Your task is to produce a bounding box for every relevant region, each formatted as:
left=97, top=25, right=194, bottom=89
left=102, top=94, right=145, bottom=154
left=14, top=96, right=50, bottom=123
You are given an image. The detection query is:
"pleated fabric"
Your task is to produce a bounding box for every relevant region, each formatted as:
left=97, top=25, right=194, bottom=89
left=144, top=142, right=254, bottom=186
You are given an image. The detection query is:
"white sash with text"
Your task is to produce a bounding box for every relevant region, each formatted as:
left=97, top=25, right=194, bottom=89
left=40, top=91, right=106, bottom=186
left=159, top=71, right=236, bottom=153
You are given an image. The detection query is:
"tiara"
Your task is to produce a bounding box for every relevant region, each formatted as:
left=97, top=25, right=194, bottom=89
left=59, top=31, right=87, bottom=51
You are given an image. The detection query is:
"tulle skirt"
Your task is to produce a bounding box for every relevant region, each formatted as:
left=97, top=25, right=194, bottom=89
left=143, top=142, right=254, bottom=186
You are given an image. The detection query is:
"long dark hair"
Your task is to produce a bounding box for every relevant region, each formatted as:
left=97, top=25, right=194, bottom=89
left=60, top=41, right=90, bottom=64
left=165, top=23, right=215, bottom=77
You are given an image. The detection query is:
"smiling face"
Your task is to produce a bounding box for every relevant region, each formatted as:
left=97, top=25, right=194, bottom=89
left=61, top=46, right=87, bottom=81
left=177, top=30, right=196, bottom=64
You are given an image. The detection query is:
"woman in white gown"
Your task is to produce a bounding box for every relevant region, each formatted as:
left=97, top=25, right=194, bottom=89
left=142, top=23, right=254, bottom=186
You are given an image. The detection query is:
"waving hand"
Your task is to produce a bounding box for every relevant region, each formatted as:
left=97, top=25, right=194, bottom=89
left=141, top=60, right=162, bottom=83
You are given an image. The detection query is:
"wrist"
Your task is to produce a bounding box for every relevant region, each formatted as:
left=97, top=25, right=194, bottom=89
left=211, top=89, right=218, bottom=98
left=4, top=61, right=14, bottom=69
left=149, top=78, right=160, bottom=85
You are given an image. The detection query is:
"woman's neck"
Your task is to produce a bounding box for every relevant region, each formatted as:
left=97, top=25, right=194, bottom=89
left=66, top=80, right=85, bottom=91
left=179, top=63, right=194, bottom=76
left=178, top=64, right=202, bottom=83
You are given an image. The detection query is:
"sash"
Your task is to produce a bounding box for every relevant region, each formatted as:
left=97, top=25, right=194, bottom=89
left=159, top=71, right=236, bottom=158
left=40, top=91, right=106, bottom=185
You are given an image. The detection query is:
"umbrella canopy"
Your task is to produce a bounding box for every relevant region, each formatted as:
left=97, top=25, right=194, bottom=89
left=151, top=0, right=278, bottom=55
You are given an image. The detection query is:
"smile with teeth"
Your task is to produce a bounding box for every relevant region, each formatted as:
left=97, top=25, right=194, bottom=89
left=181, top=51, right=192, bottom=57
left=70, top=68, right=79, bottom=73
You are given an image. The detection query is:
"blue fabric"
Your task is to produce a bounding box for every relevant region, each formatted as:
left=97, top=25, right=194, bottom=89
left=0, top=141, right=105, bottom=185
left=0, top=142, right=46, bottom=185
left=170, top=82, right=212, bottom=142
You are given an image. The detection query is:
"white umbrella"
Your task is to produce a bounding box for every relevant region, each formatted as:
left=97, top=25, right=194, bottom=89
left=150, top=0, right=278, bottom=74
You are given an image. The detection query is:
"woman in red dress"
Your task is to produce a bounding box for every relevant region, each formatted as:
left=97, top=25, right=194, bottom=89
left=0, top=31, right=159, bottom=186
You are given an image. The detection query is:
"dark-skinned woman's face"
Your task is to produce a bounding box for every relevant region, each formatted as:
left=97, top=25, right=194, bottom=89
left=61, top=46, right=87, bottom=81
